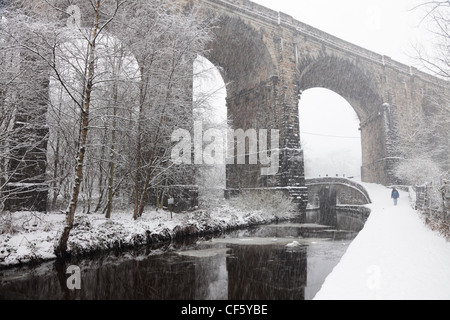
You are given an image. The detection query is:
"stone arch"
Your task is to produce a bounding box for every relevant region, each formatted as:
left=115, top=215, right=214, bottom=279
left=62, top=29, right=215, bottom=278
left=202, top=15, right=280, bottom=190
left=297, top=55, right=391, bottom=184
left=298, top=55, right=383, bottom=120
left=306, top=177, right=372, bottom=206
left=204, top=16, right=277, bottom=100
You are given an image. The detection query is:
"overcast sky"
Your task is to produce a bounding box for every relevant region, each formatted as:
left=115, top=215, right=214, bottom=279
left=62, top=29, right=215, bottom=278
left=251, top=0, right=427, bottom=66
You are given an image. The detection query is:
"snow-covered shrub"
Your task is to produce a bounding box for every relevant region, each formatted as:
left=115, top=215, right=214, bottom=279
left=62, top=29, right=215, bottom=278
left=227, top=190, right=296, bottom=219
left=0, top=212, right=19, bottom=235
left=400, top=157, right=450, bottom=239
left=394, top=157, right=443, bottom=186
left=0, top=211, right=56, bottom=237
left=396, top=157, right=449, bottom=213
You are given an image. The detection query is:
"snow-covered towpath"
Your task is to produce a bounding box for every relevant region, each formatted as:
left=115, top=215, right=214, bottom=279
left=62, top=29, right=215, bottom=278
left=315, top=183, right=450, bottom=300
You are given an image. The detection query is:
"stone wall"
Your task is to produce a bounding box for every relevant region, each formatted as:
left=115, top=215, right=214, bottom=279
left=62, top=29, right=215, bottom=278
left=4, top=51, right=49, bottom=212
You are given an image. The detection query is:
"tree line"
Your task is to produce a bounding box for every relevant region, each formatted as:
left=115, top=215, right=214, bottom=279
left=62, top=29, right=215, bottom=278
left=395, top=0, right=450, bottom=231
left=0, top=0, right=216, bottom=255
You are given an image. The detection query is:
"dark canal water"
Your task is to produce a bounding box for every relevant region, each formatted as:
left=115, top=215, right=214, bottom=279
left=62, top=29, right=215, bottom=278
left=0, top=214, right=362, bottom=300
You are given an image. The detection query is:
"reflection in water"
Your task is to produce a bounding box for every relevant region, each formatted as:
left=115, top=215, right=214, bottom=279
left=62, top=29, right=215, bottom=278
left=0, top=222, right=357, bottom=300
left=227, top=245, right=307, bottom=300
left=1, top=251, right=224, bottom=300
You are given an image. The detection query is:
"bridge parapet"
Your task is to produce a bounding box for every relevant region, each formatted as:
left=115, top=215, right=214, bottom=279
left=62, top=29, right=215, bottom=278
left=204, top=0, right=449, bottom=89
left=229, top=1, right=446, bottom=85
left=306, top=178, right=372, bottom=208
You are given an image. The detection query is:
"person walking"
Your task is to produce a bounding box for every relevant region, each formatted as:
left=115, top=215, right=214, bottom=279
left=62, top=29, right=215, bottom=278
left=391, top=188, right=400, bottom=206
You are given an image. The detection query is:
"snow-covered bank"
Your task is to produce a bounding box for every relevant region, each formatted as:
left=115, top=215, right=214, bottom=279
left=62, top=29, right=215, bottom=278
left=314, top=183, right=450, bottom=300
left=0, top=203, right=295, bottom=268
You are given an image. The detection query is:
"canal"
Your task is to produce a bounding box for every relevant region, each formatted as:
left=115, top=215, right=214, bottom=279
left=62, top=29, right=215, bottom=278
left=0, top=214, right=362, bottom=300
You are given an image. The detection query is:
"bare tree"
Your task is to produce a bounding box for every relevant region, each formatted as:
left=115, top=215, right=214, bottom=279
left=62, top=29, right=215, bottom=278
left=412, top=1, right=450, bottom=79
left=2, top=0, right=130, bottom=255
left=396, top=1, right=450, bottom=179
left=56, top=0, right=117, bottom=255
left=113, top=1, right=213, bottom=219
left=404, top=1, right=450, bottom=229
left=2, top=0, right=215, bottom=255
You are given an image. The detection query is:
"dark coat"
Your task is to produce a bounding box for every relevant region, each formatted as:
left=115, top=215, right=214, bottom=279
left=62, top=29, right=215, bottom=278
left=391, top=190, right=400, bottom=199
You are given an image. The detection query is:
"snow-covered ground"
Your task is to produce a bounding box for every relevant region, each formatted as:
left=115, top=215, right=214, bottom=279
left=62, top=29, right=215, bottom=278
left=315, top=183, right=450, bottom=300
left=2, top=183, right=450, bottom=301
left=0, top=201, right=293, bottom=267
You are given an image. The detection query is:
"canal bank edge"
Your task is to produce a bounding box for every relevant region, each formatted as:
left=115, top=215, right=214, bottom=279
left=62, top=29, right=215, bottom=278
left=0, top=205, right=299, bottom=269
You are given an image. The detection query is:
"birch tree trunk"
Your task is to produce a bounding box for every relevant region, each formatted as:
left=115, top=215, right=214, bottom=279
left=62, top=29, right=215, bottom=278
left=133, top=67, right=146, bottom=220
left=55, top=0, right=101, bottom=257
left=106, top=72, right=120, bottom=219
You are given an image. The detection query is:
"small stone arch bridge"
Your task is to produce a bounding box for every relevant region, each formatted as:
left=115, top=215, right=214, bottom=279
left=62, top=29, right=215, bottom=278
left=306, top=177, right=372, bottom=208
left=306, top=177, right=372, bottom=231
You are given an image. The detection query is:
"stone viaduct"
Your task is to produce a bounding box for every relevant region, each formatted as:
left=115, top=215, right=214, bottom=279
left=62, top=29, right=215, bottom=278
left=5, top=0, right=449, bottom=214
left=181, top=0, right=449, bottom=211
